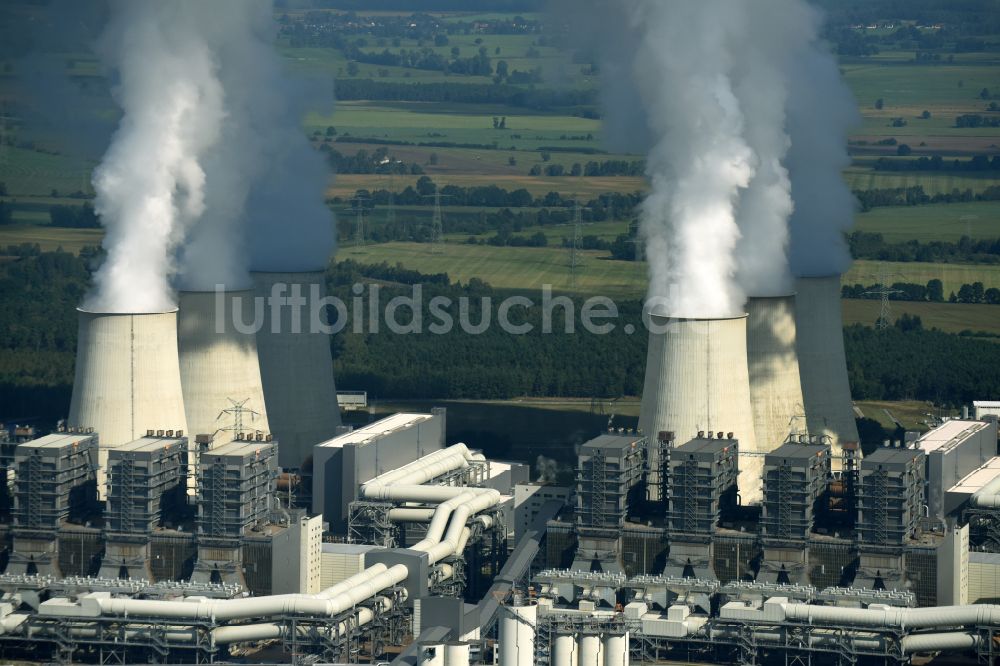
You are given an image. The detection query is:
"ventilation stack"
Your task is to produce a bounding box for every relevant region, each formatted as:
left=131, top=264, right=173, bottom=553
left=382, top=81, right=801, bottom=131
left=746, top=295, right=807, bottom=454
left=178, top=290, right=270, bottom=448
left=638, top=313, right=761, bottom=504
left=67, top=309, right=188, bottom=495
left=252, top=271, right=342, bottom=469
left=794, top=276, right=860, bottom=468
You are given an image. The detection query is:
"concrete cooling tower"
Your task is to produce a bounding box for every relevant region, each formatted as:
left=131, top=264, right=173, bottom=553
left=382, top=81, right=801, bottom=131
left=68, top=309, right=188, bottom=491
left=177, top=290, right=270, bottom=447
left=252, top=271, right=342, bottom=469
left=746, top=295, right=807, bottom=455
left=639, top=313, right=761, bottom=504
left=794, top=275, right=860, bottom=466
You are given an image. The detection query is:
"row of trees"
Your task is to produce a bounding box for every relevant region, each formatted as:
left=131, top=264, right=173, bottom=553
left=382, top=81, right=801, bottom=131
left=332, top=79, right=598, bottom=111
left=528, top=159, right=644, bottom=177
left=853, top=184, right=1000, bottom=211
left=847, top=231, right=1000, bottom=264
left=871, top=154, right=1000, bottom=171
left=842, top=279, right=1000, bottom=304
left=2, top=250, right=999, bottom=424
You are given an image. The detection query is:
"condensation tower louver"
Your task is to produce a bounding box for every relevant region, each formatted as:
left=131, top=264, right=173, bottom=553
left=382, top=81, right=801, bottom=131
left=252, top=271, right=342, bottom=469
left=795, top=275, right=860, bottom=466
left=67, top=309, right=188, bottom=491
left=638, top=313, right=761, bottom=504
left=746, top=295, right=807, bottom=454
left=177, top=290, right=270, bottom=446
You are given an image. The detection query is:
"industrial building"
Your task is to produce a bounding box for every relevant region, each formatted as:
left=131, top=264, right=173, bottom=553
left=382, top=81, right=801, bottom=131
left=571, top=432, right=646, bottom=573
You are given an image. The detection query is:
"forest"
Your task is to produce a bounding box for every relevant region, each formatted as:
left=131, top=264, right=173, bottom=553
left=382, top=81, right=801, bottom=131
left=3, top=250, right=999, bottom=428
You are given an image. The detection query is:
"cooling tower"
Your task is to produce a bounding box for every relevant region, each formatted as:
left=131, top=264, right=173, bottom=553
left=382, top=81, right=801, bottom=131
left=746, top=295, right=807, bottom=454
left=68, top=309, right=188, bottom=493
left=252, top=271, right=342, bottom=469
left=638, top=313, right=761, bottom=504
left=177, top=290, right=270, bottom=446
left=794, top=275, right=860, bottom=466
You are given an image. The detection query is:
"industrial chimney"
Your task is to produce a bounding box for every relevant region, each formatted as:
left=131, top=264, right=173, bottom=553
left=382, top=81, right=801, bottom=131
left=252, top=271, right=342, bottom=469
left=177, top=290, right=270, bottom=447
left=794, top=275, right=860, bottom=467
left=639, top=313, right=761, bottom=504
left=746, top=295, right=807, bottom=455
left=68, top=309, right=188, bottom=493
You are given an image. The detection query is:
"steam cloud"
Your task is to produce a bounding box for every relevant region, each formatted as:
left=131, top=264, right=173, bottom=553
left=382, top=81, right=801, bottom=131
left=86, top=0, right=336, bottom=311
left=86, top=2, right=224, bottom=312
left=570, top=0, right=858, bottom=313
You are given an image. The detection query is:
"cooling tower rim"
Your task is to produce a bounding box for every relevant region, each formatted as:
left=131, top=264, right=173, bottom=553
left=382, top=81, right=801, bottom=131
left=249, top=269, right=327, bottom=276
left=178, top=287, right=254, bottom=296
left=647, top=311, right=748, bottom=323
left=745, top=293, right=797, bottom=301
left=76, top=306, right=179, bottom=316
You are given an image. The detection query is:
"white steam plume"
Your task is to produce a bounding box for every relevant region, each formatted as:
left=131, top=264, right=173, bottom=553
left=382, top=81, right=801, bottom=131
left=86, top=1, right=224, bottom=313
left=785, top=33, right=861, bottom=278
left=731, top=0, right=818, bottom=297
left=180, top=0, right=336, bottom=286
left=629, top=0, right=754, bottom=317
left=564, top=0, right=859, bottom=306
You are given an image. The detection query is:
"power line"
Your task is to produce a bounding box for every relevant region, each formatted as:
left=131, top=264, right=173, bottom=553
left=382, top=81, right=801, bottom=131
left=864, top=263, right=903, bottom=330
left=352, top=195, right=370, bottom=247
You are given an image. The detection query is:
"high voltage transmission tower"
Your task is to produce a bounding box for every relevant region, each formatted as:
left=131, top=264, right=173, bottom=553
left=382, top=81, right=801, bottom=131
left=569, top=198, right=584, bottom=289
left=386, top=173, right=399, bottom=238
left=216, top=398, right=260, bottom=438
left=352, top=195, right=369, bottom=247
left=423, top=191, right=451, bottom=253
left=864, top=263, right=903, bottom=330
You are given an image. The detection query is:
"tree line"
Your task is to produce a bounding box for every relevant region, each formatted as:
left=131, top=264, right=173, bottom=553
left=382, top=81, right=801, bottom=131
left=842, top=279, right=1000, bottom=304
left=848, top=231, right=1000, bottom=264
left=332, top=79, right=598, bottom=111
left=3, top=250, right=998, bottom=427
left=871, top=155, right=1000, bottom=171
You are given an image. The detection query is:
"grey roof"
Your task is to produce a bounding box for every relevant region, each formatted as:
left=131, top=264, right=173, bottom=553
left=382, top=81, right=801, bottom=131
left=110, top=436, right=186, bottom=456
left=674, top=437, right=737, bottom=455
left=863, top=446, right=923, bottom=466
left=580, top=432, right=646, bottom=454
left=17, top=432, right=95, bottom=451
left=765, top=442, right=828, bottom=462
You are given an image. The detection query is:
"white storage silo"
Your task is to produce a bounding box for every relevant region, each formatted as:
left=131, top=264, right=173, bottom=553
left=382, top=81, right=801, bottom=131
left=252, top=270, right=342, bottom=469
left=498, top=601, right=536, bottom=666
left=794, top=275, right=859, bottom=467
left=638, top=313, right=761, bottom=504
left=746, top=295, right=807, bottom=454
left=177, top=290, right=269, bottom=446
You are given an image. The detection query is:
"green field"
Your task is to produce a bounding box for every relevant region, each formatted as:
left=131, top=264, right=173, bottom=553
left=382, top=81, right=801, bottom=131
left=340, top=241, right=645, bottom=297
left=0, top=224, right=102, bottom=254
left=854, top=201, right=1000, bottom=242
left=842, top=298, right=1000, bottom=336
left=843, top=167, right=1000, bottom=195
left=845, top=259, right=1000, bottom=293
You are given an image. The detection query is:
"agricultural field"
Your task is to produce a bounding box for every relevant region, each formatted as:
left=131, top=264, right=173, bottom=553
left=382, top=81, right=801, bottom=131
left=844, top=259, right=1000, bottom=294
left=842, top=298, right=1000, bottom=337
left=852, top=201, right=1000, bottom=242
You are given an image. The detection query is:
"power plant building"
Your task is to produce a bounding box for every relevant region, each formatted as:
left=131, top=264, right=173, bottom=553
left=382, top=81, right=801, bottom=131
left=313, top=410, right=447, bottom=533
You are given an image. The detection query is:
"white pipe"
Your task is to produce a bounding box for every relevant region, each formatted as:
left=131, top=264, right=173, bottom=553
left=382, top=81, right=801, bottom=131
left=971, top=475, right=1000, bottom=508
left=388, top=508, right=436, bottom=522
left=781, top=602, right=1000, bottom=630
left=901, top=631, right=980, bottom=654
left=362, top=444, right=475, bottom=492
